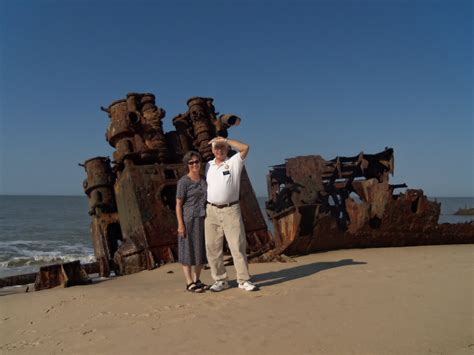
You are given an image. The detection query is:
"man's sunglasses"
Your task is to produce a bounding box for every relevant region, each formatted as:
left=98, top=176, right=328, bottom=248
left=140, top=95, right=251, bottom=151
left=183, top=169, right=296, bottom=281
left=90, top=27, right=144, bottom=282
left=187, top=160, right=201, bottom=166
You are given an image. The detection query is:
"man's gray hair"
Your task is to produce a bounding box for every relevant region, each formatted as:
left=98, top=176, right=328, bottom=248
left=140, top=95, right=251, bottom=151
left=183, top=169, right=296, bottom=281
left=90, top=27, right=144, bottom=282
left=182, top=151, right=202, bottom=164
left=211, top=141, right=229, bottom=149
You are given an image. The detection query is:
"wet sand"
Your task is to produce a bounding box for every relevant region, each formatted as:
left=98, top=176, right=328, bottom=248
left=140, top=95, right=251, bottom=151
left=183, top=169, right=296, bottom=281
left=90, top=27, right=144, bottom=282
left=1, top=244, right=473, bottom=354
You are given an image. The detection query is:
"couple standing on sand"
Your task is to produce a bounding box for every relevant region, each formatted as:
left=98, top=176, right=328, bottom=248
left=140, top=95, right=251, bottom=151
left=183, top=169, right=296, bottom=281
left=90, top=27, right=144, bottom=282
left=175, top=136, right=258, bottom=293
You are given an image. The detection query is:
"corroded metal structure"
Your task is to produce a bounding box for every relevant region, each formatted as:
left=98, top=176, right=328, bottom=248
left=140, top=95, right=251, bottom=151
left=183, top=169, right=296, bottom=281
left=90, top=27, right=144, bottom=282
left=84, top=93, right=472, bottom=276
left=34, top=261, right=91, bottom=291
left=82, top=93, right=273, bottom=277
left=263, top=148, right=474, bottom=258
left=2, top=99, right=474, bottom=289
left=80, top=157, right=122, bottom=276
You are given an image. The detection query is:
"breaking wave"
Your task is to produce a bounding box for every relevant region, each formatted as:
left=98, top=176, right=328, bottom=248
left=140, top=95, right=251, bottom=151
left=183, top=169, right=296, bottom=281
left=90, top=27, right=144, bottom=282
left=0, top=239, right=96, bottom=277
left=0, top=254, right=96, bottom=268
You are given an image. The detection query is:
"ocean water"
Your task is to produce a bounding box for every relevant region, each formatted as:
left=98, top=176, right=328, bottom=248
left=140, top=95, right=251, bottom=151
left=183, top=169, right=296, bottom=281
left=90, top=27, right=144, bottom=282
left=0, top=196, right=94, bottom=277
left=0, top=195, right=472, bottom=278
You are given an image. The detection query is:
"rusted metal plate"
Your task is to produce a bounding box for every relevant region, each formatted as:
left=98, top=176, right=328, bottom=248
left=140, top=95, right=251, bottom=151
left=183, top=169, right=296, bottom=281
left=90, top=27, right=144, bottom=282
left=239, top=168, right=268, bottom=232
left=34, top=261, right=91, bottom=291
left=113, top=162, right=187, bottom=273
left=238, top=167, right=274, bottom=253
left=0, top=272, right=37, bottom=288
left=89, top=213, right=122, bottom=277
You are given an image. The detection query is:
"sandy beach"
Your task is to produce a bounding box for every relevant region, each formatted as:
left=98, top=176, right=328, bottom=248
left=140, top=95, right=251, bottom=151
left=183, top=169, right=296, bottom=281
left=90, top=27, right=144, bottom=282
left=1, top=244, right=473, bottom=355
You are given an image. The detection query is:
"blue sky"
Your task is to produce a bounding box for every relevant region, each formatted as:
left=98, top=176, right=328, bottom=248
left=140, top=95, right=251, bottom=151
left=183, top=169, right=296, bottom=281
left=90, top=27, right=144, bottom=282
left=0, top=0, right=472, bottom=197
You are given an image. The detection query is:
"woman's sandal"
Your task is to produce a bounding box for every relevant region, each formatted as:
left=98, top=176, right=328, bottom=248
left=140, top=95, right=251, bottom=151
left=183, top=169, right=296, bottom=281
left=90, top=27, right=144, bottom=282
left=195, top=279, right=210, bottom=291
left=186, top=282, right=204, bottom=293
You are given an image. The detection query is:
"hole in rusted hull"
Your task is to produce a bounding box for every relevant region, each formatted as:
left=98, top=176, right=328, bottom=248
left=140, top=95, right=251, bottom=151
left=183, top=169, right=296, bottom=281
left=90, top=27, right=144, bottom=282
left=107, top=222, right=123, bottom=256
left=164, top=169, right=177, bottom=180
left=368, top=216, right=382, bottom=229
left=161, top=186, right=177, bottom=211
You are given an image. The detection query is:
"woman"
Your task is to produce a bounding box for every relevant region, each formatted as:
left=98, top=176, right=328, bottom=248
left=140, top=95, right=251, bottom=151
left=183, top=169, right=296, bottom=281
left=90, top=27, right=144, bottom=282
left=176, top=151, right=208, bottom=293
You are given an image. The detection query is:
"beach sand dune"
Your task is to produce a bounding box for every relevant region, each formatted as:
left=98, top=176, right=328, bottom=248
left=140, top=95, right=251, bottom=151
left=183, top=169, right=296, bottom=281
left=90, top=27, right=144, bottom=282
left=1, top=245, right=473, bottom=354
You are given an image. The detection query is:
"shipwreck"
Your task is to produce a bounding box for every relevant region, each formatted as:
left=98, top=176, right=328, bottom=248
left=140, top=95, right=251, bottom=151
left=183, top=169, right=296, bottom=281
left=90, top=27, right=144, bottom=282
left=257, top=148, right=474, bottom=261
left=80, top=93, right=273, bottom=280
left=1, top=92, right=473, bottom=290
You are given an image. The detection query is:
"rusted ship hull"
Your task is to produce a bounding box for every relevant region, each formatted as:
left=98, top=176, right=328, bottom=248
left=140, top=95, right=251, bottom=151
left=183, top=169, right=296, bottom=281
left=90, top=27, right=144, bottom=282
left=271, top=197, right=474, bottom=257
left=266, top=149, right=474, bottom=257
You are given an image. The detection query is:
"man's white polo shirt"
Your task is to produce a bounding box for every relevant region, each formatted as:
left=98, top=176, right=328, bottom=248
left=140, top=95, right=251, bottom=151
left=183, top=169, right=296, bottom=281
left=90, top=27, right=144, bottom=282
left=206, top=153, right=244, bottom=205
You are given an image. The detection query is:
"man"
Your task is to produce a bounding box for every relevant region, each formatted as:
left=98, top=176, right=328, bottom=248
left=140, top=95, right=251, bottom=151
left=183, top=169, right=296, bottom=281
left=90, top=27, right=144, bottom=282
left=205, top=136, right=258, bottom=292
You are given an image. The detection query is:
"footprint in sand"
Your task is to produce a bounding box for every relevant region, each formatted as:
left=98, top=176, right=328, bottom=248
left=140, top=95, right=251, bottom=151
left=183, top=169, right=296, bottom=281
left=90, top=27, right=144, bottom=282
left=82, top=329, right=96, bottom=335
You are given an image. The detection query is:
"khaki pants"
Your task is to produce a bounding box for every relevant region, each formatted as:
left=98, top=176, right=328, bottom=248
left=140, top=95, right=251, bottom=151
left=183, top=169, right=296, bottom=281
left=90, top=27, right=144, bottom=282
left=204, top=203, right=250, bottom=283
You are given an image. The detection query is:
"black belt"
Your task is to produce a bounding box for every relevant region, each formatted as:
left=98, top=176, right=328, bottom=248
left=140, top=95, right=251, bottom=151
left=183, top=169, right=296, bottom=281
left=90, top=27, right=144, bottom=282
left=207, top=201, right=239, bottom=208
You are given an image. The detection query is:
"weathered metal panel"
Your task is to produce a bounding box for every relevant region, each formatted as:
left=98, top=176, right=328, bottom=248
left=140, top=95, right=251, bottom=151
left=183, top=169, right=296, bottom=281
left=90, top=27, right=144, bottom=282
left=34, top=261, right=91, bottom=291
left=239, top=167, right=268, bottom=233
left=113, top=162, right=186, bottom=273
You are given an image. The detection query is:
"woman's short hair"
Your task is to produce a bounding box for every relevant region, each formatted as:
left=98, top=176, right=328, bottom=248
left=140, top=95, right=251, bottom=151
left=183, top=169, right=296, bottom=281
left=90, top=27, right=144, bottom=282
left=182, top=151, right=202, bottom=164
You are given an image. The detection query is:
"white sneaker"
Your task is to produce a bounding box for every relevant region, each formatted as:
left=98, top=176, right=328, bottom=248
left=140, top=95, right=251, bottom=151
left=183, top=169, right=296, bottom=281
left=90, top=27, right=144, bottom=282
left=238, top=280, right=258, bottom=292
left=210, top=280, right=229, bottom=292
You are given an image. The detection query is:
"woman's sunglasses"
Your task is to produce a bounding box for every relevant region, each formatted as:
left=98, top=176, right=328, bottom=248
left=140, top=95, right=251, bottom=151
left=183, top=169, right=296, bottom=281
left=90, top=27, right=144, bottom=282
left=187, top=160, right=201, bottom=166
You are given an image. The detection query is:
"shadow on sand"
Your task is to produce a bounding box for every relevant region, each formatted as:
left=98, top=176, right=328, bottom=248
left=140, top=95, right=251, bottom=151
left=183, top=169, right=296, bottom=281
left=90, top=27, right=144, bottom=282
left=251, top=259, right=367, bottom=288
